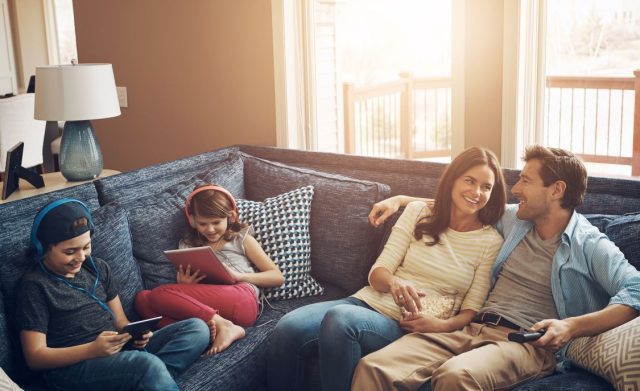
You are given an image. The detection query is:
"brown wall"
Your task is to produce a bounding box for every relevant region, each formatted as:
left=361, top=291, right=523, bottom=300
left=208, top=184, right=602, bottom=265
left=463, top=0, right=503, bottom=157
left=73, top=1, right=277, bottom=172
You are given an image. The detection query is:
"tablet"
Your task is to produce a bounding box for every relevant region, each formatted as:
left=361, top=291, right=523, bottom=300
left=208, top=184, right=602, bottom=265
left=164, top=246, right=236, bottom=285
left=120, top=316, right=163, bottom=340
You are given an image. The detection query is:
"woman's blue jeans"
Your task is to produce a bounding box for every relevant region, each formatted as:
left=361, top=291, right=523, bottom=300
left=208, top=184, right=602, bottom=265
left=267, top=297, right=405, bottom=391
left=43, top=318, right=210, bottom=391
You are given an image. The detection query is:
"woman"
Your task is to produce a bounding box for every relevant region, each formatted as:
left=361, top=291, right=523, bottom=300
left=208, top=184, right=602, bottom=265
left=266, top=147, right=507, bottom=391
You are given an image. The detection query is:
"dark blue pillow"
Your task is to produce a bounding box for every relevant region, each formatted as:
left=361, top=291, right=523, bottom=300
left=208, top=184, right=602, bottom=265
left=120, top=153, right=245, bottom=289
left=604, top=213, right=640, bottom=271
left=584, top=214, right=618, bottom=233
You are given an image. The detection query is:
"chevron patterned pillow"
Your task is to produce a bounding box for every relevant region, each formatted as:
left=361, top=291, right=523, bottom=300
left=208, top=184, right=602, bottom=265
left=237, top=185, right=323, bottom=301
left=567, top=316, right=640, bottom=390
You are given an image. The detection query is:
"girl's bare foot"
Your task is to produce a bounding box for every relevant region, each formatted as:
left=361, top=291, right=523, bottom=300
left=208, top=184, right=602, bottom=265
left=206, top=315, right=245, bottom=355
left=206, top=318, right=216, bottom=343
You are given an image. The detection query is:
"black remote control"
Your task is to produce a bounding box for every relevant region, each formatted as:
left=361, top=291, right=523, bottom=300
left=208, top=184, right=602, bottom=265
left=508, top=330, right=545, bottom=343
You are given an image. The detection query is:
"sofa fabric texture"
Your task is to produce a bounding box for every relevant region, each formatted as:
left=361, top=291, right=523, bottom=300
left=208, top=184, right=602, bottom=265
left=1, top=144, right=639, bottom=390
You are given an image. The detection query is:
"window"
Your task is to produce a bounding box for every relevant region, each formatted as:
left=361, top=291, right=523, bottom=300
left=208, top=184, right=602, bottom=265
left=505, top=0, right=640, bottom=176
left=44, top=0, right=77, bottom=65
left=273, top=0, right=454, bottom=160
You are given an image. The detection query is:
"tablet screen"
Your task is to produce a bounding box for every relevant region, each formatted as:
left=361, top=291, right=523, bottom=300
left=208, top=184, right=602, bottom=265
left=121, top=316, right=162, bottom=340
left=164, top=246, right=236, bottom=285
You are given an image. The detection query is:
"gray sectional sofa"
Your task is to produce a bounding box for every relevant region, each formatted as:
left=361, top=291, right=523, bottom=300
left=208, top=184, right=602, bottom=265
left=1, top=144, right=639, bottom=390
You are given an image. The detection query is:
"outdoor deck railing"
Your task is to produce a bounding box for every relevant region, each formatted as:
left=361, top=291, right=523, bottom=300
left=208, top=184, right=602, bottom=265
left=343, top=70, right=640, bottom=176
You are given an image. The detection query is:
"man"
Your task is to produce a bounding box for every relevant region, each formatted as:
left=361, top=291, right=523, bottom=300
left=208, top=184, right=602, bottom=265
left=352, top=145, right=640, bottom=390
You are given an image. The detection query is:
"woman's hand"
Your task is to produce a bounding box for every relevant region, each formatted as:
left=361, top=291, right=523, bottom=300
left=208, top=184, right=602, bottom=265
left=399, top=313, right=447, bottom=333
left=368, top=197, right=403, bottom=227
left=177, top=264, right=206, bottom=284
left=390, top=277, right=424, bottom=314
left=132, top=331, right=153, bottom=350
left=90, top=331, right=130, bottom=357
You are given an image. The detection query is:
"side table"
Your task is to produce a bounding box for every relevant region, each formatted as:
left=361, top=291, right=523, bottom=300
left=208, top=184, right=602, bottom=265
left=0, top=169, right=120, bottom=204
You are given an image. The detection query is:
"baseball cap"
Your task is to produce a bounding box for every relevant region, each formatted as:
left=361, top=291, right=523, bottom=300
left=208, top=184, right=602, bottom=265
left=36, top=202, right=94, bottom=246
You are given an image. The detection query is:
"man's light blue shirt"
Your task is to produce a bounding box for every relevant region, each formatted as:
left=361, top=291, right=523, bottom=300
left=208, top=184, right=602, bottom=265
left=495, top=205, right=640, bottom=319
left=494, top=205, right=640, bottom=366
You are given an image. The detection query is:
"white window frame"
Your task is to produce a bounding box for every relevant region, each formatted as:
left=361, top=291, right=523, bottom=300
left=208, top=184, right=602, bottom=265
left=43, top=0, right=61, bottom=65
left=501, top=0, right=547, bottom=169
left=271, top=0, right=311, bottom=150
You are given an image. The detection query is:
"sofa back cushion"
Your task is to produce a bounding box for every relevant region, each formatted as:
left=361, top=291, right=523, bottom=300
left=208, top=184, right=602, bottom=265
left=242, top=154, right=390, bottom=294
left=95, top=146, right=238, bottom=205
left=91, top=204, right=144, bottom=320
left=119, top=153, right=245, bottom=289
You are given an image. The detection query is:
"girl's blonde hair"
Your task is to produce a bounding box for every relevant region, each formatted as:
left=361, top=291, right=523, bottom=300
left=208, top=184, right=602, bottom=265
left=183, top=184, right=247, bottom=247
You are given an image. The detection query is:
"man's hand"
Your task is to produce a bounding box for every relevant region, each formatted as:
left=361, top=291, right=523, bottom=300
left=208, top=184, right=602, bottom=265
left=399, top=312, right=445, bottom=333
left=368, top=197, right=402, bottom=227
left=91, top=331, right=130, bottom=357
left=177, top=264, right=206, bottom=284
left=530, top=319, right=574, bottom=352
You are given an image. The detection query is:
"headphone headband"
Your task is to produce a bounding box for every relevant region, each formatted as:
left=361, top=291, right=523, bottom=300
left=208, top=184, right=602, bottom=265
left=184, top=185, right=237, bottom=222
left=30, top=198, right=93, bottom=259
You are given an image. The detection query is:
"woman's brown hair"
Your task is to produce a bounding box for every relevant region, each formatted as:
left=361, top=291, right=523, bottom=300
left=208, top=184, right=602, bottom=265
left=414, top=147, right=506, bottom=245
left=183, top=184, right=247, bottom=247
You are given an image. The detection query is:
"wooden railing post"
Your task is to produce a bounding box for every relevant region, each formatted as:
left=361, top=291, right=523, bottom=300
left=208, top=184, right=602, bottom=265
left=633, top=70, right=640, bottom=176
left=343, top=82, right=356, bottom=155
left=399, top=72, right=414, bottom=159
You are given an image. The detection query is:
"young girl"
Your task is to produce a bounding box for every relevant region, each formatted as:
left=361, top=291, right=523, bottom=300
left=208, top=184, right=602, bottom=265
left=267, top=147, right=507, bottom=391
left=135, top=184, right=284, bottom=355
left=16, top=199, right=209, bottom=390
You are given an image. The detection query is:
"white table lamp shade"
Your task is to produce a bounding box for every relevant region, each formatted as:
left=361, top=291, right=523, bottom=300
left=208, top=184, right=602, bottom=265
left=34, top=64, right=121, bottom=121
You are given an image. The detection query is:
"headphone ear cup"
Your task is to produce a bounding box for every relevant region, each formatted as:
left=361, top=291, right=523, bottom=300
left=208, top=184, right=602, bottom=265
left=34, top=240, right=43, bottom=258
left=189, top=216, right=196, bottom=229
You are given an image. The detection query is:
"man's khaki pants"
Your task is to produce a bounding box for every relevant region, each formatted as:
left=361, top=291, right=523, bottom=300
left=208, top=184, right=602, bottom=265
left=352, top=323, right=556, bottom=391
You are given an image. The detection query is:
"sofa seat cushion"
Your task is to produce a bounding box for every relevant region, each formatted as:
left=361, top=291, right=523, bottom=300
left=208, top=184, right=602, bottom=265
left=237, top=186, right=323, bottom=300
left=242, top=154, right=391, bottom=294
left=120, top=153, right=245, bottom=289
left=176, top=284, right=346, bottom=391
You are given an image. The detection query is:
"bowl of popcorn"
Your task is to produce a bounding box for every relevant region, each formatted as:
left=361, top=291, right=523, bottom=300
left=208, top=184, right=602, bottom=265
left=401, top=287, right=458, bottom=320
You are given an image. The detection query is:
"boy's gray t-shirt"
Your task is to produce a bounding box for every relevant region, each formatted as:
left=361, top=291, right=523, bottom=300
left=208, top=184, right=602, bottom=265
left=479, top=228, right=560, bottom=329
left=15, top=257, right=118, bottom=348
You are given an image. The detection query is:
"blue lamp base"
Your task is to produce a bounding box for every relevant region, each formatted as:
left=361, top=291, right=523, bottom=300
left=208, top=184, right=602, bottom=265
left=59, top=120, right=104, bottom=181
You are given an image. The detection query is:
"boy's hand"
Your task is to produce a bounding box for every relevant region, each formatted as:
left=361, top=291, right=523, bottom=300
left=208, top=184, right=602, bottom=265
left=92, top=331, right=130, bottom=357
left=132, top=330, right=153, bottom=349
left=177, top=264, right=206, bottom=284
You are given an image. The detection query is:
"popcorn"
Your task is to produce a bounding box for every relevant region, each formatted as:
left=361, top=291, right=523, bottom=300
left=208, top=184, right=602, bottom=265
left=400, top=288, right=457, bottom=320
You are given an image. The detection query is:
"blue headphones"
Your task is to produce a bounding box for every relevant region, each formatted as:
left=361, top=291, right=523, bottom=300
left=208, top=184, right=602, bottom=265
left=30, top=198, right=95, bottom=259
left=30, top=198, right=113, bottom=319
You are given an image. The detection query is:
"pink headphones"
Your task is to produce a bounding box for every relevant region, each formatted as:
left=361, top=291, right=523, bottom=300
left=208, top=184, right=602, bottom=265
left=184, top=185, right=237, bottom=228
